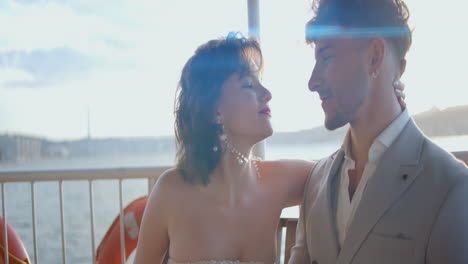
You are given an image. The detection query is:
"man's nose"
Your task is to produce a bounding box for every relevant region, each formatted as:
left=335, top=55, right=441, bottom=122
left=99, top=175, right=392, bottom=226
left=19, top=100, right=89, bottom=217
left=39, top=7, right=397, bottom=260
left=308, top=69, right=321, bottom=92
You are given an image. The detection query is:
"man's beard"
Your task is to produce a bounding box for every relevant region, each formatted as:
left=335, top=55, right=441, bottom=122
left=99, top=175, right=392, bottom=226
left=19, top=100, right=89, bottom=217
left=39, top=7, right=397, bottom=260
left=325, top=91, right=366, bottom=130
left=324, top=111, right=351, bottom=131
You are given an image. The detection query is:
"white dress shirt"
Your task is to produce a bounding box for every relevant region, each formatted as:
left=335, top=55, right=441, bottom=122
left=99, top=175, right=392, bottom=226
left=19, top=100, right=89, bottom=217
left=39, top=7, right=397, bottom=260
left=336, top=109, right=410, bottom=248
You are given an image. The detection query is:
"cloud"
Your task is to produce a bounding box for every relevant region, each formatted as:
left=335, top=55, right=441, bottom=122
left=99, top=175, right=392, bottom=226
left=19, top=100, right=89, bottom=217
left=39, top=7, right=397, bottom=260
left=0, top=47, right=98, bottom=88
left=0, top=1, right=139, bottom=53
left=0, top=0, right=149, bottom=89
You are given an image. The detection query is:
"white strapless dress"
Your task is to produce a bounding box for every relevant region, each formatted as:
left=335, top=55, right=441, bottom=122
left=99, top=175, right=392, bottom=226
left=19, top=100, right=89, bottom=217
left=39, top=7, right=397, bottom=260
left=167, top=258, right=265, bottom=264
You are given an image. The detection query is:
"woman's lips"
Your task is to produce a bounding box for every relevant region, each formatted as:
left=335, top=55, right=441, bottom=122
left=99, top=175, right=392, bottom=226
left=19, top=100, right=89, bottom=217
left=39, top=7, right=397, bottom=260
left=259, top=107, right=271, bottom=116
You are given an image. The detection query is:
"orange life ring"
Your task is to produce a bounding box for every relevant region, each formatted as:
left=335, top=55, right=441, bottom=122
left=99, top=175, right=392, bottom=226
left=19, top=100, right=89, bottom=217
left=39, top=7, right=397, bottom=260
left=96, top=196, right=148, bottom=264
left=0, top=216, right=30, bottom=264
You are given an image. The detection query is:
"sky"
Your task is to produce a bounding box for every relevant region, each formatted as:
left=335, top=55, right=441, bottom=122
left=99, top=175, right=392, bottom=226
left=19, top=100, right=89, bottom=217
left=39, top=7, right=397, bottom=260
left=0, top=0, right=467, bottom=140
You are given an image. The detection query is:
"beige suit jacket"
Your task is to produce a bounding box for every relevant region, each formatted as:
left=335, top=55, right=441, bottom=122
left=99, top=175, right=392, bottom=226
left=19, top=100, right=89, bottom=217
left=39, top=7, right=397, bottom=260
left=289, top=120, right=468, bottom=264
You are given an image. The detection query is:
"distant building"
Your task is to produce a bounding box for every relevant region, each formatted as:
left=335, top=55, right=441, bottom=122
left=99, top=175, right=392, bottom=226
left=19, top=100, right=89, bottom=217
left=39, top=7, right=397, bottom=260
left=43, top=143, right=70, bottom=158
left=0, top=134, right=44, bottom=163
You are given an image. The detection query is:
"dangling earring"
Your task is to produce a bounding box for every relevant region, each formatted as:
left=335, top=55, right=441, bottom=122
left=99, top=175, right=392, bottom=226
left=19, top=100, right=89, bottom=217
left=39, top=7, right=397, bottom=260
left=372, top=71, right=379, bottom=79
left=213, top=124, right=225, bottom=152
left=219, top=125, right=227, bottom=141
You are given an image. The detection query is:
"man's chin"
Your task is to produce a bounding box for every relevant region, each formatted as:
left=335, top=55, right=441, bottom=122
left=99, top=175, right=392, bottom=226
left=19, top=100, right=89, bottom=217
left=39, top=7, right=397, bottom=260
left=324, top=115, right=348, bottom=131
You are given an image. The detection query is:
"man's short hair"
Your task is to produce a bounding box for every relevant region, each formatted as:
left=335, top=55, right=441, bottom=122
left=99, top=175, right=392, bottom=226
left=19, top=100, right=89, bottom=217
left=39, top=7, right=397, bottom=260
left=306, top=0, right=412, bottom=60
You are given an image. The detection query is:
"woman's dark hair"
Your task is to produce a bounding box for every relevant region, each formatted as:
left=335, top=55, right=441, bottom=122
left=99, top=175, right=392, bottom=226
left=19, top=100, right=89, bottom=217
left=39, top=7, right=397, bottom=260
left=174, top=33, right=263, bottom=185
left=306, top=0, right=412, bottom=60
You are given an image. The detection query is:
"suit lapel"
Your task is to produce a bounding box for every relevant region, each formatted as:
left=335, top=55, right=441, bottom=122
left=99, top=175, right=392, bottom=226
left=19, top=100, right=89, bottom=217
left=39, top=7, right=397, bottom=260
left=337, top=120, right=425, bottom=264
left=309, top=150, right=344, bottom=263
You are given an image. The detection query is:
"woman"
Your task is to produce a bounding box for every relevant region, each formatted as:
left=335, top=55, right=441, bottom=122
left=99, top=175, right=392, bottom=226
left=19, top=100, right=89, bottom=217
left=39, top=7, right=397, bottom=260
left=134, top=35, right=405, bottom=264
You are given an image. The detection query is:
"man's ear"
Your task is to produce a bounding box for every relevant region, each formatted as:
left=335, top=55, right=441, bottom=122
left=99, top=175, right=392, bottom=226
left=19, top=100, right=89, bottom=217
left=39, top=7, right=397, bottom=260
left=368, top=38, right=385, bottom=76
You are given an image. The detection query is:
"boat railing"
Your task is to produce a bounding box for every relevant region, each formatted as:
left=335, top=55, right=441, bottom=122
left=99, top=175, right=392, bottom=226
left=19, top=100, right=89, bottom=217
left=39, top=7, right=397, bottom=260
left=0, top=151, right=467, bottom=264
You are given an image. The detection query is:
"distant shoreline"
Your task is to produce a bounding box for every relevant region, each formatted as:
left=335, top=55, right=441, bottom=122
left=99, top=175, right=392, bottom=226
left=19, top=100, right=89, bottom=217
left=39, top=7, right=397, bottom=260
left=1, top=105, right=467, bottom=164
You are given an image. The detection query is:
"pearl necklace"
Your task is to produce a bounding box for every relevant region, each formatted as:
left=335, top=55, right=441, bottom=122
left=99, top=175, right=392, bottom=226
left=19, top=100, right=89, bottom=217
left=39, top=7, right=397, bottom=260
left=224, top=140, right=262, bottom=179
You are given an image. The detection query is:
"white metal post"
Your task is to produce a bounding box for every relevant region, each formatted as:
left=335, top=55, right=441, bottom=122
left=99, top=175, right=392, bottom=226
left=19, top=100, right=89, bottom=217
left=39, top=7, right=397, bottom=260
left=248, top=0, right=265, bottom=159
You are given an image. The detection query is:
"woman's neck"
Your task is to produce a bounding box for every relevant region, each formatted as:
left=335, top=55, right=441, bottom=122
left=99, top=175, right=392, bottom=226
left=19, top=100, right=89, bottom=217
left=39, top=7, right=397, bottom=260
left=209, top=139, right=260, bottom=205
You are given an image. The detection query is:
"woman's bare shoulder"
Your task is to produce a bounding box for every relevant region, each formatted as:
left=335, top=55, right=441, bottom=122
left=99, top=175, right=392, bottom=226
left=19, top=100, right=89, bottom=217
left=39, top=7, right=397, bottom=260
left=149, top=168, right=189, bottom=202
left=155, top=167, right=183, bottom=187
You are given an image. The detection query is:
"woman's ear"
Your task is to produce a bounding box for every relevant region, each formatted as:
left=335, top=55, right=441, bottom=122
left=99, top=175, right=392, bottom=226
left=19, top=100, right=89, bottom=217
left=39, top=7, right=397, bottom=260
left=214, top=111, right=223, bottom=124
left=400, top=58, right=407, bottom=77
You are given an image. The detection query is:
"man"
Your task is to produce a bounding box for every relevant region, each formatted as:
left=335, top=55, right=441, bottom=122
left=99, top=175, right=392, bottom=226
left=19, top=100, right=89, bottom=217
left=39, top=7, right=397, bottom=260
left=289, top=0, right=468, bottom=263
